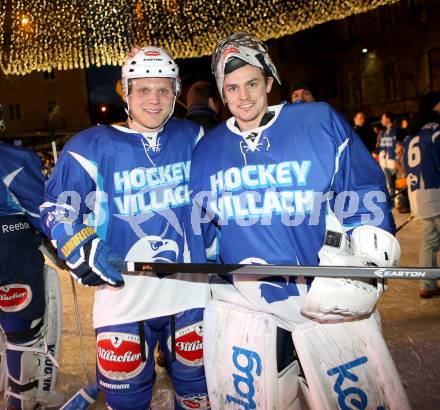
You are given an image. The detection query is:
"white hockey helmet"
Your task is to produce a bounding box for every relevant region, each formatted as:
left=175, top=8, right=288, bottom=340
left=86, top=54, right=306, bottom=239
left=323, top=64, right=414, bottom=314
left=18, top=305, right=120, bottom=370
left=212, top=32, right=281, bottom=102
left=121, top=46, right=181, bottom=97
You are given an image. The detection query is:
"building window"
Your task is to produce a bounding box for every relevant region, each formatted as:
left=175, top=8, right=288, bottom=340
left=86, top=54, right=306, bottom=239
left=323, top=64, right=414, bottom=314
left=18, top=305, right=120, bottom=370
left=43, top=70, right=55, bottom=80
left=429, top=47, right=440, bottom=92
left=8, top=104, right=21, bottom=120
left=384, top=62, right=397, bottom=101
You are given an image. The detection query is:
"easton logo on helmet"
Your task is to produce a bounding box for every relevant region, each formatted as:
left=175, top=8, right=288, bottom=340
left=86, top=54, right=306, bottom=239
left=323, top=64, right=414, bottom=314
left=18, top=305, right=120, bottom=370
left=97, top=332, right=146, bottom=380
left=169, top=321, right=203, bottom=366
left=0, top=284, right=32, bottom=312
left=144, top=51, right=161, bottom=57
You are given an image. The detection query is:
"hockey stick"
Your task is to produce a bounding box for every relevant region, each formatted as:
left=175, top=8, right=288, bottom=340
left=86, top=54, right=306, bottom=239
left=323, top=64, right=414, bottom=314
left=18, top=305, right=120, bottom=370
left=109, top=261, right=440, bottom=280
left=52, top=140, right=91, bottom=384
left=389, top=187, right=407, bottom=200
left=396, top=215, right=415, bottom=233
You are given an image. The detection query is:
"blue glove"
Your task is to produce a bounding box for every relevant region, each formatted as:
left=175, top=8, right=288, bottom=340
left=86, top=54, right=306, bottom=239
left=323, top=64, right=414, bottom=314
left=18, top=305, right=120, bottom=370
left=66, top=238, right=124, bottom=287
left=53, top=224, right=124, bottom=287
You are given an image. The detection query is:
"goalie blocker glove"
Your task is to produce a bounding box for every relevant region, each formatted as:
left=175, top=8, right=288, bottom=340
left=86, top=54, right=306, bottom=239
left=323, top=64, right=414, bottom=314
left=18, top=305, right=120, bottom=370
left=52, top=224, right=124, bottom=287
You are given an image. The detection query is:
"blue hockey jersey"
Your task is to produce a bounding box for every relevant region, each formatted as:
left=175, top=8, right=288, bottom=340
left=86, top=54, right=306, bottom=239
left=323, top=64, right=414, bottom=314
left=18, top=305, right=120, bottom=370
left=190, top=103, right=394, bottom=327
left=379, top=126, right=398, bottom=170
left=0, top=143, right=45, bottom=233
left=404, top=122, right=440, bottom=219
left=41, top=120, right=210, bottom=328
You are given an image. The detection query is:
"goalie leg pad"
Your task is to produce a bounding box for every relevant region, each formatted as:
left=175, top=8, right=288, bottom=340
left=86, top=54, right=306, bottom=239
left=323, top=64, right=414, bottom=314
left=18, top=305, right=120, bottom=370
left=292, top=314, right=410, bottom=410
left=278, top=360, right=301, bottom=410
left=203, top=300, right=301, bottom=409
left=2, top=266, right=63, bottom=409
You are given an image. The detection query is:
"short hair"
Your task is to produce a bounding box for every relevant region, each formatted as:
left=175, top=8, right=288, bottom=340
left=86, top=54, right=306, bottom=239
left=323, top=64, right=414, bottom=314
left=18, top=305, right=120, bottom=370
left=354, top=111, right=366, bottom=119
left=290, top=80, right=318, bottom=99
left=187, top=81, right=219, bottom=107
left=382, top=111, right=395, bottom=123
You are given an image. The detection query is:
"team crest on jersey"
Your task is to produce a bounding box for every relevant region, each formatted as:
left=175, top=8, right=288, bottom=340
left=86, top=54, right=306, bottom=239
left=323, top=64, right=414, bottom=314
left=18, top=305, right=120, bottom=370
left=168, top=322, right=203, bottom=366
left=176, top=393, right=210, bottom=409
left=125, top=235, right=179, bottom=263
left=97, top=332, right=146, bottom=380
left=0, top=284, right=32, bottom=312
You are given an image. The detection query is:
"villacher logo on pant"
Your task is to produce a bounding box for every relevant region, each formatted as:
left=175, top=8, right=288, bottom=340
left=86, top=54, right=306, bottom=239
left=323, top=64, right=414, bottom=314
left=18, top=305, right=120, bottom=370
left=0, top=284, right=32, bottom=312
left=169, top=321, right=204, bottom=366
left=97, top=332, right=147, bottom=380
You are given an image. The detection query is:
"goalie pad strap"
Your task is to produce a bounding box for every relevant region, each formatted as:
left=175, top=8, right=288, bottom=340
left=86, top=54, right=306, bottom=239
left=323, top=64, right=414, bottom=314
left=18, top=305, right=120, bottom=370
left=4, top=319, right=43, bottom=343
left=8, top=377, right=38, bottom=393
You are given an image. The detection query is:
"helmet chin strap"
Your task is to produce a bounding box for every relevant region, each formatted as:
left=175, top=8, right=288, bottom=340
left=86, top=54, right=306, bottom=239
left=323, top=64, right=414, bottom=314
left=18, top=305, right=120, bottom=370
left=125, top=96, right=176, bottom=133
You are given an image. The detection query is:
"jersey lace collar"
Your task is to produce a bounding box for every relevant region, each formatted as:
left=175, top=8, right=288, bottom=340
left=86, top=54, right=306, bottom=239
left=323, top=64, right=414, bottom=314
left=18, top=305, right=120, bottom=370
left=111, top=124, right=162, bottom=166
left=226, top=103, right=284, bottom=152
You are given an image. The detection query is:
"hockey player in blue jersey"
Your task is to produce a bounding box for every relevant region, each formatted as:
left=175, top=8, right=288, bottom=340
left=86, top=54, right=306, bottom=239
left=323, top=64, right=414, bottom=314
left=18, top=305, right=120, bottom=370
left=0, top=106, right=62, bottom=409
left=379, top=112, right=399, bottom=198
left=41, top=48, right=210, bottom=409
left=404, top=92, right=440, bottom=298
left=190, top=32, right=410, bottom=409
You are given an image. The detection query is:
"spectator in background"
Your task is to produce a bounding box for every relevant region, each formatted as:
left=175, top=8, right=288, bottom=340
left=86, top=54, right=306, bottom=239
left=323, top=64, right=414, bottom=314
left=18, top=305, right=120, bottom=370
left=290, top=80, right=317, bottom=103
left=401, top=116, right=411, bottom=133
left=395, top=141, right=411, bottom=213
left=373, top=123, right=384, bottom=147
left=372, top=123, right=384, bottom=162
left=404, top=92, right=440, bottom=298
left=353, top=111, right=377, bottom=153
left=397, top=115, right=411, bottom=143
left=41, top=155, right=55, bottom=177
left=379, top=112, right=398, bottom=199
left=393, top=115, right=412, bottom=213
left=185, top=81, right=220, bottom=131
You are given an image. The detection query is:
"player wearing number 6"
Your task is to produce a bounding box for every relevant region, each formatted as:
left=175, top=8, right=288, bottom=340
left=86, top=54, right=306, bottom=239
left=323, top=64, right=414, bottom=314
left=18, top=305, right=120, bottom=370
left=190, top=32, right=410, bottom=409
left=404, top=92, right=440, bottom=298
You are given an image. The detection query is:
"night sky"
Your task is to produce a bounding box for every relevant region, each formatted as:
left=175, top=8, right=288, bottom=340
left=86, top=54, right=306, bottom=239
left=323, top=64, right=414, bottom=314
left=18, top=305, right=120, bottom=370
left=86, top=65, right=124, bottom=107
left=86, top=55, right=214, bottom=107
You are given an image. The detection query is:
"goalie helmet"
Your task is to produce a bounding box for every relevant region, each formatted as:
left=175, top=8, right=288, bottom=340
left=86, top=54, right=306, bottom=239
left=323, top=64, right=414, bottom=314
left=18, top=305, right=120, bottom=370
left=211, top=32, right=281, bottom=102
left=121, top=46, right=181, bottom=97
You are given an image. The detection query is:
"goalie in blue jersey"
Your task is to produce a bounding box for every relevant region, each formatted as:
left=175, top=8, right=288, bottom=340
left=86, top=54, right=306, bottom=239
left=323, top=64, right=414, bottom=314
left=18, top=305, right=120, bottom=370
left=189, top=33, right=410, bottom=409
left=41, top=48, right=210, bottom=409
left=0, top=107, right=63, bottom=410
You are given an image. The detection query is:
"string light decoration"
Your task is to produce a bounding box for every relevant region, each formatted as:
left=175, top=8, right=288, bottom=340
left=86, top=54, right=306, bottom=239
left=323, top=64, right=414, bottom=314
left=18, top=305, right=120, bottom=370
left=0, top=0, right=6, bottom=68
left=0, top=0, right=398, bottom=76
